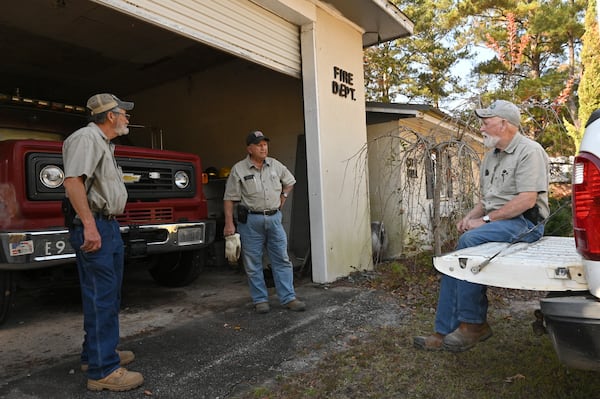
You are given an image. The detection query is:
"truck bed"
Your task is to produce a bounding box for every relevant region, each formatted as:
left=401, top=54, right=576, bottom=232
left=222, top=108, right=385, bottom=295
left=433, top=236, right=587, bottom=291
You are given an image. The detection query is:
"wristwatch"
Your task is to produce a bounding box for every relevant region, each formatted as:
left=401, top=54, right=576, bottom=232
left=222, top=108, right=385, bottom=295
left=482, top=215, right=491, bottom=223
left=281, top=192, right=288, bottom=198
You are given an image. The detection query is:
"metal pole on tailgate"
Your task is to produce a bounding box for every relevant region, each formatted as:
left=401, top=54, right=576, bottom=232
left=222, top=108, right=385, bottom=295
left=470, top=201, right=571, bottom=274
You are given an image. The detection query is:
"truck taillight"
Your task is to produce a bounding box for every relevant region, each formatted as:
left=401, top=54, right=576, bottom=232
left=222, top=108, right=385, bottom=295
left=573, top=153, right=600, bottom=260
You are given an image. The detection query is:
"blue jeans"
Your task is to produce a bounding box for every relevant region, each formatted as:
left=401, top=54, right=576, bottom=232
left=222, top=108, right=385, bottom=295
left=69, top=218, right=124, bottom=379
left=434, top=216, right=544, bottom=335
left=237, top=211, right=297, bottom=305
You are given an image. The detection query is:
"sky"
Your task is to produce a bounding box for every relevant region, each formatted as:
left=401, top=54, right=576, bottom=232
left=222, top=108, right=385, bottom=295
left=442, top=46, right=498, bottom=112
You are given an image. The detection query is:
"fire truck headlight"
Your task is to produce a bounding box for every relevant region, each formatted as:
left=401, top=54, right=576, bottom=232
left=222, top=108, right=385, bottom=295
left=40, top=165, right=65, bottom=188
left=174, top=170, right=190, bottom=189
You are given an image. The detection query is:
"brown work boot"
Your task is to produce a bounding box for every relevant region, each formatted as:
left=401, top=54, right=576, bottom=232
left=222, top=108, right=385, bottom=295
left=255, top=302, right=270, bottom=314
left=81, top=350, right=135, bottom=372
left=285, top=299, right=306, bottom=312
left=413, top=333, right=445, bottom=351
left=442, top=322, right=493, bottom=352
left=87, top=367, right=144, bottom=392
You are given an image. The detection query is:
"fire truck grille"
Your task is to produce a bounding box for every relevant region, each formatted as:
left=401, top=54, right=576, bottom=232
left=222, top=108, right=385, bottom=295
left=27, top=153, right=197, bottom=201
left=118, top=208, right=173, bottom=224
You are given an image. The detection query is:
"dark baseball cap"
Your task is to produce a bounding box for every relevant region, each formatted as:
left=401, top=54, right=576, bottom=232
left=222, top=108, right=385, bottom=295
left=246, top=130, right=270, bottom=145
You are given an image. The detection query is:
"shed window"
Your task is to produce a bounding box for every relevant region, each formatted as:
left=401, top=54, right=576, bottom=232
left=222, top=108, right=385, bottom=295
left=426, top=150, right=453, bottom=199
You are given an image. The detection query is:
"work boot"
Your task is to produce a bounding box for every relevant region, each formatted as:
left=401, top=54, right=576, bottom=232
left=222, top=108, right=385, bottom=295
left=81, top=350, right=135, bottom=372
left=285, top=299, right=306, bottom=312
left=413, top=333, right=445, bottom=351
left=255, top=302, right=270, bottom=314
left=442, top=322, right=493, bottom=352
left=87, top=367, right=144, bottom=392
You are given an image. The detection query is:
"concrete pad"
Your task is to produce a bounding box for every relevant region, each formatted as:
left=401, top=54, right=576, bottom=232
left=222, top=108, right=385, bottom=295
left=0, top=268, right=407, bottom=398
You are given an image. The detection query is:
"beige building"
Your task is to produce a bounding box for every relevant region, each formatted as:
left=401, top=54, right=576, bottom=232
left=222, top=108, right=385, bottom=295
left=366, top=102, right=483, bottom=258
left=1, top=1, right=413, bottom=282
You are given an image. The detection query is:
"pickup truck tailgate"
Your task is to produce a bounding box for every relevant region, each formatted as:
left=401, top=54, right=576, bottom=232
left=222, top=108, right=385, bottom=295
left=433, top=236, right=587, bottom=291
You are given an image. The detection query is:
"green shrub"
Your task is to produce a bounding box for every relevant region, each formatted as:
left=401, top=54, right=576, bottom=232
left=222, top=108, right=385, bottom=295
left=544, top=195, right=573, bottom=237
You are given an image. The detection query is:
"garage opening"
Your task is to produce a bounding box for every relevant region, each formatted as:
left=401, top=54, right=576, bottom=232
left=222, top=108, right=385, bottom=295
left=0, top=0, right=310, bottom=271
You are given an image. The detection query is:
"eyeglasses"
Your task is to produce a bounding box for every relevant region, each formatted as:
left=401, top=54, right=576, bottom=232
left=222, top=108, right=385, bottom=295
left=111, top=110, right=130, bottom=120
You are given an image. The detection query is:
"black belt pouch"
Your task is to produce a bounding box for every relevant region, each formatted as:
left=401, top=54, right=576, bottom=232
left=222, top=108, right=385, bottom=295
left=237, top=204, right=248, bottom=224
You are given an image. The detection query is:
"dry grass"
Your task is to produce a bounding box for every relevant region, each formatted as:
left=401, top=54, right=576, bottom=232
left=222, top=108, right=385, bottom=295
left=234, top=256, right=600, bottom=399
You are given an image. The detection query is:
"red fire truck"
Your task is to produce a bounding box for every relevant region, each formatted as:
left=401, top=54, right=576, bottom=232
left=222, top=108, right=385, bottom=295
left=0, top=93, right=215, bottom=324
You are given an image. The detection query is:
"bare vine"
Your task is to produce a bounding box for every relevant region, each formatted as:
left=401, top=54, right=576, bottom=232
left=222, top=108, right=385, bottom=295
left=364, top=125, right=481, bottom=258
left=349, top=101, right=574, bottom=262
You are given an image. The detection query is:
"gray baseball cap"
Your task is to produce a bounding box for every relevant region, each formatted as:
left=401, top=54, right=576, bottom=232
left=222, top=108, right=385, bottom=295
left=475, top=100, right=521, bottom=127
left=86, top=93, right=134, bottom=115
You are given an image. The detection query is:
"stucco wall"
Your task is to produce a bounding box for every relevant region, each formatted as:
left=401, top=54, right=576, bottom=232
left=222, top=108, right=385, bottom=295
left=302, top=6, right=373, bottom=282
left=129, top=58, right=304, bottom=237
left=130, top=59, right=304, bottom=172
left=367, top=121, right=407, bottom=258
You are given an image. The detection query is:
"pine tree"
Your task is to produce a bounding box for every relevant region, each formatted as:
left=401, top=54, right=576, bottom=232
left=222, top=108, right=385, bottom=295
left=462, top=0, right=585, bottom=154
left=566, top=0, right=600, bottom=150
left=364, top=0, right=468, bottom=107
left=364, top=42, right=406, bottom=103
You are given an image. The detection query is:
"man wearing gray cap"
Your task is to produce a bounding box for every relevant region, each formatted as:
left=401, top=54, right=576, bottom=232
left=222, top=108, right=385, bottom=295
left=414, top=99, right=549, bottom=352
left=62, top=94, right=143, bottom=391
left=223, top=130, right=306, bottom=314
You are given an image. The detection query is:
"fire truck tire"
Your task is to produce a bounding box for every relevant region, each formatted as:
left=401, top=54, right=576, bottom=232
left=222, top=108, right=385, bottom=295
left=0, top=271, right=16, bottom=325
left=149, top=249, right=206, bottom=287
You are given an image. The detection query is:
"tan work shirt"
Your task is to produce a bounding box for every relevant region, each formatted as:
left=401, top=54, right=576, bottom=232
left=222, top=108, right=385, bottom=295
left=62, top=122, right=127, bottom=215
left=223, top=156, right=295, bottom=211
left=480, top=133, right=549, bottom=219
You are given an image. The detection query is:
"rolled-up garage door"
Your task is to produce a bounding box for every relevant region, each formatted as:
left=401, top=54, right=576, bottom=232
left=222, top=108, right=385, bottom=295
left=94, top=0, right=301, bottom=77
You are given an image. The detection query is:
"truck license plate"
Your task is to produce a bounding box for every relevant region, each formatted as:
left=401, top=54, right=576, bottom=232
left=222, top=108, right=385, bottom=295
left=33, top=234, right=74, bottom=257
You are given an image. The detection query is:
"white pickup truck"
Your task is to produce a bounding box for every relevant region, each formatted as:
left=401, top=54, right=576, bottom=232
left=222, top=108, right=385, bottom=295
left=434, top=108, right=600, bottom=371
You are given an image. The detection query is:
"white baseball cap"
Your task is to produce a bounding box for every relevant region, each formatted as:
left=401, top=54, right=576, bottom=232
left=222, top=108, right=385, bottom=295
left=475, top=100, right=521, bottom=127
